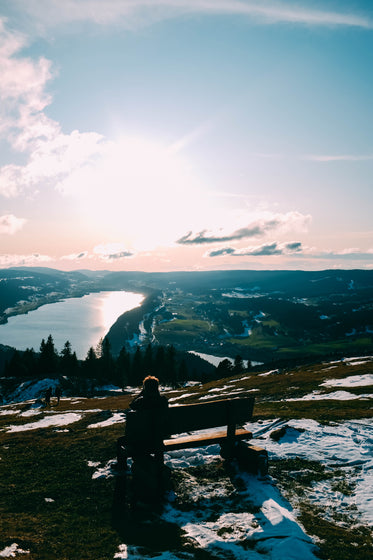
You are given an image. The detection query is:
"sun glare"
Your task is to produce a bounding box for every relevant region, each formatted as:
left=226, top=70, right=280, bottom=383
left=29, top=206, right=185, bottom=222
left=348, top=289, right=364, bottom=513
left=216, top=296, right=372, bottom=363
left=64, top=134, right=208, bottom=250
left=100, top=291, right=144, bottom=331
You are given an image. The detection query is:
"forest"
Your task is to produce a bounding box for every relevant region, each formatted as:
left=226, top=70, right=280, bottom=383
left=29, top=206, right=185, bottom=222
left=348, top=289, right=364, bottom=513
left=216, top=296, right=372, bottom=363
left=2, top=335, right=249, bottom=394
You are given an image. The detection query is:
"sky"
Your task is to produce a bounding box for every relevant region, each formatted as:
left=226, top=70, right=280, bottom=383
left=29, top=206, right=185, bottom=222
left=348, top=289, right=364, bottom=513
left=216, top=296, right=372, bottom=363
left=0, top=0, right=373, bottom=272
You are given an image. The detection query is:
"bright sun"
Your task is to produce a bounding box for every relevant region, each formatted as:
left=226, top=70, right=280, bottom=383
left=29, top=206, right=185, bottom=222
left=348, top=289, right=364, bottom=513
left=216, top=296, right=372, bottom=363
left=62, top=135, right=208, bottom=250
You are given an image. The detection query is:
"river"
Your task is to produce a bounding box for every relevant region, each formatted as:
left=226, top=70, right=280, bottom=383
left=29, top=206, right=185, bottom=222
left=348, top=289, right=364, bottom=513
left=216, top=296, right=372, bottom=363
left=0, top=291, right=143, bottom=359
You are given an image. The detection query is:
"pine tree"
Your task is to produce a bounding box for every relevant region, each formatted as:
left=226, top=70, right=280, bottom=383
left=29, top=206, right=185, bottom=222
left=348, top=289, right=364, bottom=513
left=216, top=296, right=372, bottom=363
left=233, top=354, right=244, bottom=375
left=154, top=345, right=165, bottom=380
left=83, top=346, right=98, bottom=378
left=4, top=350, right=27, bottom=378
left=23, top=348, right=37, bottom=377
left=130, top=345, right=143, bottom=386
left=215, top=358, right=233, bottom=379
left=39, top=335, right=58, bottom=376
left=178, top=358, right=188, bottom=385
left=99, top=337, right=115, bottom=382
left=116, top=347, right=131, bottom=388
left=165, top=345, right=177, bottom=387
left=143, top=343, right=153, bottom=375
left=60, top=341, right=79, bottom=375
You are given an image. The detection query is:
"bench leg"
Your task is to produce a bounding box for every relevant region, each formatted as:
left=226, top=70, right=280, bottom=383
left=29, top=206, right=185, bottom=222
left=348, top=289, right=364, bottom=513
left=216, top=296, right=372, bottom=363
left=219, top=441, right=236, bottom=460
left=233, top=441, right=269, bottom=475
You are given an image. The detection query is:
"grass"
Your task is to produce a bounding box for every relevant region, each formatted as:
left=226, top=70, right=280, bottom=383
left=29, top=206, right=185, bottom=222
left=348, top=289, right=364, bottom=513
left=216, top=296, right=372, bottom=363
left=154, top=318, right=218, bottom=344
left=269, top=458, right=373, bottom=560
left=0, top=357, right=372, bottom=558
left=0, top=429, right=119, bottom=559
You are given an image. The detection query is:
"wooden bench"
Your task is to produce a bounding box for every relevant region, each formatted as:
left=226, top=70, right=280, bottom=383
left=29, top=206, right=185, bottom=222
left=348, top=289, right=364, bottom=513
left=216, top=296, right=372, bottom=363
left=118, top=396, right=260, bottom=464
left=117, top=396, right=268, bottom=505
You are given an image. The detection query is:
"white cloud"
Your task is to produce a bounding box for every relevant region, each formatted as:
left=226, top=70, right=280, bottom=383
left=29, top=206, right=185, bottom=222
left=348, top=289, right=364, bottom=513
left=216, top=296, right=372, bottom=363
left=0, top=18, right=53, bottom=140
left=93, top=243, right=134, bottom=260
left=0, top=253, right=52, bottom=267
left=0, top=19, right=105, bottom=198
left=207, top=241, right=303, bottom=257
left=0, top=20, right=204, bottom=252
left=178, top=211, right=311, bottom=245
left=311, top=248, right=373, bottom=260
left=10, top=0, right=373, bottom=30
left=61, top=251, right=89, bottom=261
left=303, top=154, right=373, bottom=162
left=0, top=214, right=26, bottom=235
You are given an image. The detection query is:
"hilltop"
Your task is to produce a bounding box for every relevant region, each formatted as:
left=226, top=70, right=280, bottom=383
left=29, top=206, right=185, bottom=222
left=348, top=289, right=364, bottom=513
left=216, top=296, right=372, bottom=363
left=0, top=355, right=372, bottom=559
left=1, top=267, right=373, bottom=365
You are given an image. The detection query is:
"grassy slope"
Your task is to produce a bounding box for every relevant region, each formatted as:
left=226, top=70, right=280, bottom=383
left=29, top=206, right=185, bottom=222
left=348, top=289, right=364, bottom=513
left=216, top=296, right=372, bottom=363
left=0, top=360, right=372, bottom=559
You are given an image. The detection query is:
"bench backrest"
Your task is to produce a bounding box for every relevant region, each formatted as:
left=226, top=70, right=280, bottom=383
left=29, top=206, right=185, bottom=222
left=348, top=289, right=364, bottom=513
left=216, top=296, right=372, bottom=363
left=125, top=396, right=255, bottom=442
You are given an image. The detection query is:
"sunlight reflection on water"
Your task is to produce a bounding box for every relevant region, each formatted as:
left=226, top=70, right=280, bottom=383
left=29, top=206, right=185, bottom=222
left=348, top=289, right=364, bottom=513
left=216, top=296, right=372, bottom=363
left=0, top=291, right=143, bottom=358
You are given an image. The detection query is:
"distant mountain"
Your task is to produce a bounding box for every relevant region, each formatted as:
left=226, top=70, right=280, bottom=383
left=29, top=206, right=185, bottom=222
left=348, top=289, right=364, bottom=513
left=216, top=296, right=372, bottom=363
left=1, top=268, right=372, bottom=364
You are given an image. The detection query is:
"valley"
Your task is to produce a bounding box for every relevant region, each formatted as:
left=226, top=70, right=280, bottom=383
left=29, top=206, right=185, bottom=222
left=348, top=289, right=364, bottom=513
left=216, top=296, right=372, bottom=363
left=1, top=267, right=372, bottom=367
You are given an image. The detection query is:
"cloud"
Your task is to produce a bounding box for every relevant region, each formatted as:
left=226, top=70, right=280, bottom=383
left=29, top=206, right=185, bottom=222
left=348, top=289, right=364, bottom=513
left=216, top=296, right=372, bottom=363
left=0, top=214, right=26, bottom=235
left=10, top=0, right=373, bottom=30
left=0, top=253, right=52, bottom=267
left=0, top=18, right=53, bottom=139
left=0, top=19, right=105, bottom=198
left=309, top=248, right=373, bottom=261
left=205, top=244, right=373, bottom=262
left=61, top=251, right=89, bottom=261
left=303, top=154, right=373, bottom=162
left=177, top=212, right=311, bottom=245
left=93, top=243, right=134, bottom=261
left=207, top=241, right=303, bottom=257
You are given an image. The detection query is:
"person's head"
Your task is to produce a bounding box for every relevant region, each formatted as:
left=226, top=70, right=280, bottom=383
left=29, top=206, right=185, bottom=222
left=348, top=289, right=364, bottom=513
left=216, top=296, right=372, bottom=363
left=142, top=375, right=160, bottom=396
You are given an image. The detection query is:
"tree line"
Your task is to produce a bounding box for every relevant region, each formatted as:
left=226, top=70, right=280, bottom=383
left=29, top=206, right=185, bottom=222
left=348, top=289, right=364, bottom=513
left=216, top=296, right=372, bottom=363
left=3, top=335, right=250, bottom=389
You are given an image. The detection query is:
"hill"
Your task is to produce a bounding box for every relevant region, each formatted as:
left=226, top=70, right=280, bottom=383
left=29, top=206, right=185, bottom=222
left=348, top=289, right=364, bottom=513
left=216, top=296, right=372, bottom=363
left=0, top=355, right=372, bottom=559
left=1, top=267, right=372, bottom=365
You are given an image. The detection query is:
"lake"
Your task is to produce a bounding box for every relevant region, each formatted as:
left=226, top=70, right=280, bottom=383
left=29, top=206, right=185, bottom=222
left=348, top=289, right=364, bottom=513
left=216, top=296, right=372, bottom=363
left=0, top=291, right=144, bottom=359
left=189, top=351, right=263, bottom=367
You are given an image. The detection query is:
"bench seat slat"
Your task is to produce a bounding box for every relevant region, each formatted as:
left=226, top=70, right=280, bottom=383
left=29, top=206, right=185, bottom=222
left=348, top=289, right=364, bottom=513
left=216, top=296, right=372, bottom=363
left=163, top=428, right=252, bottom=451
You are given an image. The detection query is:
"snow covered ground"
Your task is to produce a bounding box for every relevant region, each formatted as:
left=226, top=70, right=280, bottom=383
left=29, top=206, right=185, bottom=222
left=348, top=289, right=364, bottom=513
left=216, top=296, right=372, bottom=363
left=86, top=412, right=372, bottom=560
left=0, top=355, right=372, bottom=559
left=249, top=418, right=373, bottom=527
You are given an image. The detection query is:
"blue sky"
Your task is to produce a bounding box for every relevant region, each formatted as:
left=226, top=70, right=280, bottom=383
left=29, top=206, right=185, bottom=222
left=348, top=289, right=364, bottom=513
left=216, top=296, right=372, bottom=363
left=0, top=0, right=372, bottom=271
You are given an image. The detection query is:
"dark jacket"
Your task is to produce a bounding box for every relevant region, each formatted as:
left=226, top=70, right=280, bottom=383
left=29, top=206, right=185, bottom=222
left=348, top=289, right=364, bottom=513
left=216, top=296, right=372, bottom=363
left=130, top=391, right=168, bottom=412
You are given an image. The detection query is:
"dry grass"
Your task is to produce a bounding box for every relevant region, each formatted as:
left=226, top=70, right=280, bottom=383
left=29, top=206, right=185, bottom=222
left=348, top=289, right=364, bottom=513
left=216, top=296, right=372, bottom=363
left=0, top=357, right=372, bottom=558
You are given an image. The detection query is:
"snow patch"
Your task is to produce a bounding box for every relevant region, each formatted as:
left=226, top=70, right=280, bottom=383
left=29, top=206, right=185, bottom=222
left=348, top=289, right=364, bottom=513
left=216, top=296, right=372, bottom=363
left=286, top=390, right=372, bottom=401
left=250, top=418, right=373, bottom=525
left=88, top=412, right=126, bottom=429
left=5, top=413, right=82, bottom=432
left=0, top=543, right=29, bottom=557
left=322, top=374, right=373, bottom=388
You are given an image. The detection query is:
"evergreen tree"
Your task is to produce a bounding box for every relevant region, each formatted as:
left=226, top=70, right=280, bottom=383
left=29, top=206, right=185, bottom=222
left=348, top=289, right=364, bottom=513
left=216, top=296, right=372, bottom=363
left=154, top=345, right=165, bottom=380
left=95, top=337, right=104, bottom=358
left=4, top=350, right=27, bottom=378
left=178, top=358, right=188, bottom=386
left=233, top=354, right=244, bottom=375
left=116, top=347, right=131, bottom=388
left=23, top=348, right=37, bottom=377
left=99, top=337, right=115, bottom=382
left=215, top=358, right=233, bottom=379
left=130, top=345, right=143, bottom=386
left=39, top=335, right=58, bottom=376
left=83, top=346, right=98, bottom=378
left=143, top=343, right=153, bottom=375
left=165, top=345, right=177, bottom=387
left=60, top=341, right=79, bottom=375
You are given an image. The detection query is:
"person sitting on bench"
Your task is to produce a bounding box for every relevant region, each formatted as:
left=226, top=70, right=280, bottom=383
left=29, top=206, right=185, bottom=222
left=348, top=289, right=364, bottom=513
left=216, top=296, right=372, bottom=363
left=130, top=375, right=168, bottom=413
left=116, top=375, right=168, bottom=470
